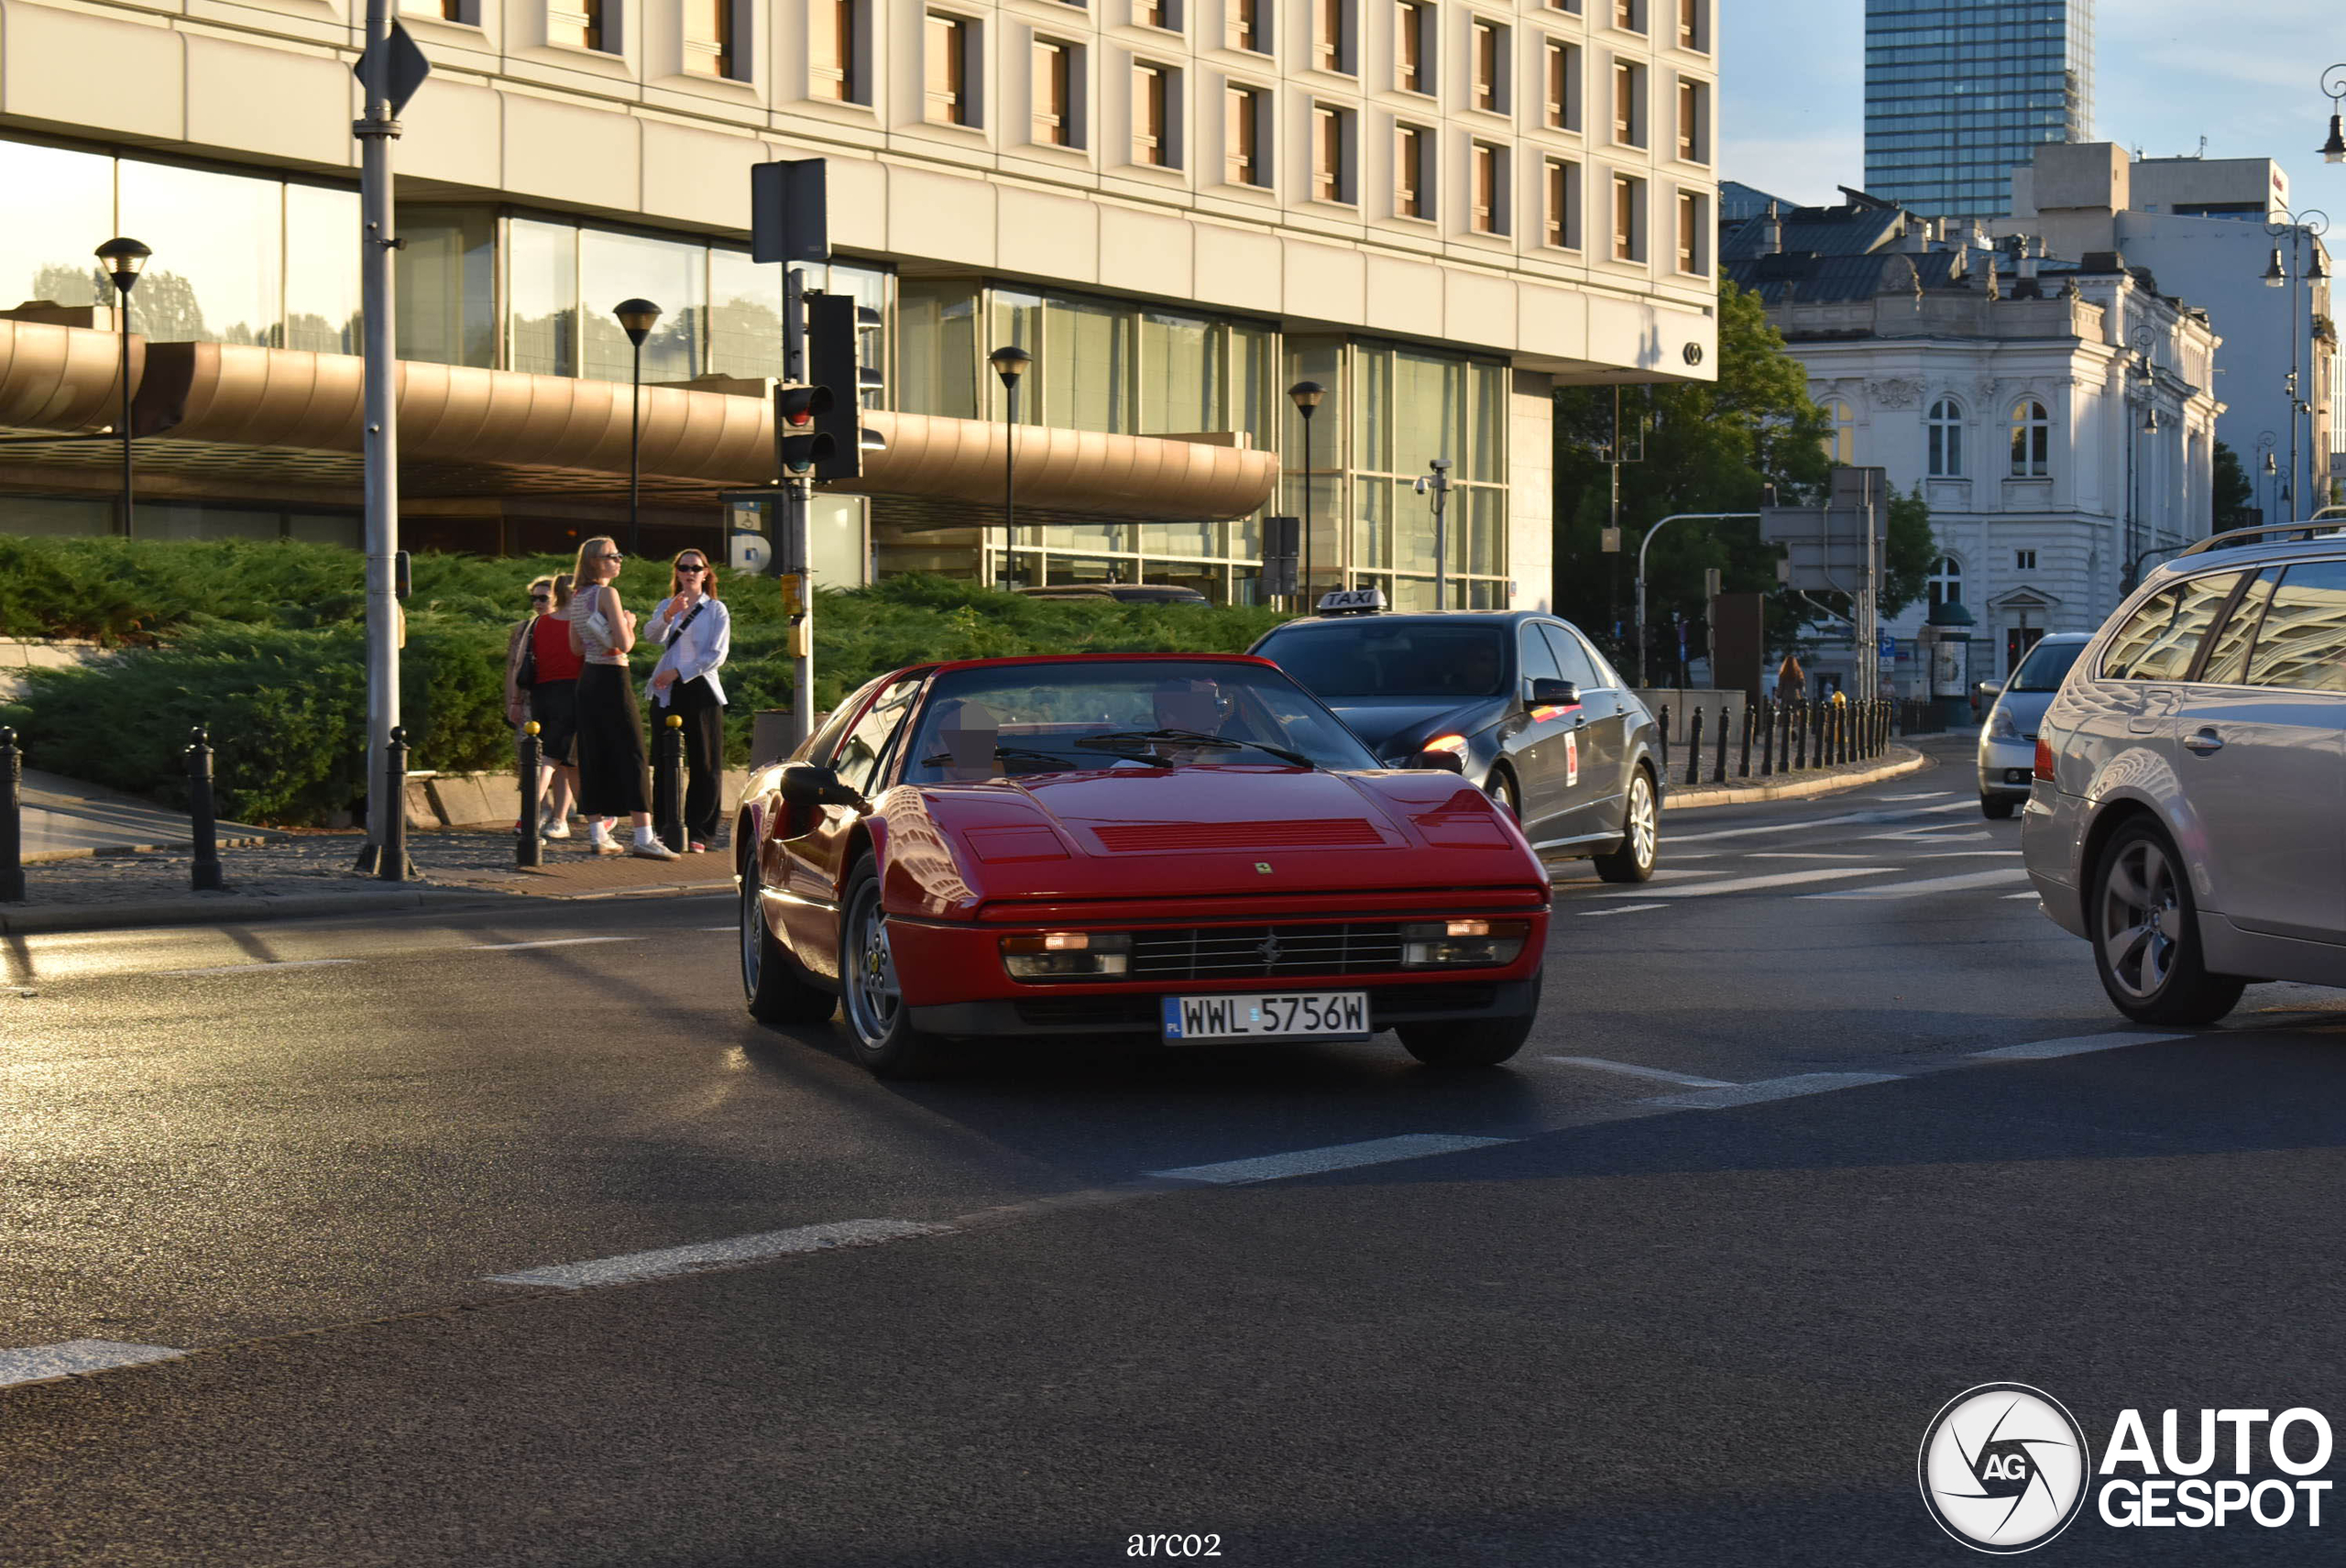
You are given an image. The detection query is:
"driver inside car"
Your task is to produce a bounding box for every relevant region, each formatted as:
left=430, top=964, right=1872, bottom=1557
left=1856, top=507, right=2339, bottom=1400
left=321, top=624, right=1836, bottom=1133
left=930, top=698, right=1003, bottom=782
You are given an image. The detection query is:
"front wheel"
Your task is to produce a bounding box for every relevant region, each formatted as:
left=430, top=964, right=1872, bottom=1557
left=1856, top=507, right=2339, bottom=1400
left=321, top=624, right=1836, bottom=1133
left=1398, top=976, right=1541, bottom=1068
left=2089, top=820, right=2243, bottom=1026
left=1485, top=770, right=1520, bottom=821
left=1593, top=767, right=1659, bottom=883
left=839, top=857, right=947, bottom=1079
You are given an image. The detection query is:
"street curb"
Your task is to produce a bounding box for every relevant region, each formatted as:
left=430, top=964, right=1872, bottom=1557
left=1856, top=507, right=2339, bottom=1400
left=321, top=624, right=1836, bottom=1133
left=1662, top=747, right=1933, bottom=811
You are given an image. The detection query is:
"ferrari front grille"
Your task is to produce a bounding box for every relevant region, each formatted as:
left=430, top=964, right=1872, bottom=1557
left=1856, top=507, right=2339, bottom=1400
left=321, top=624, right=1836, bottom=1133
left=1127, top=923, right=1408, bottom=981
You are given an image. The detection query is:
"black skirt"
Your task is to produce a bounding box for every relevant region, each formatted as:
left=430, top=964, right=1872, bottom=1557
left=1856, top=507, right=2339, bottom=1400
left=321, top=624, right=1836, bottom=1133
left=574, top=663, right=650, bottom=817
left=529, top=678, right=579, bottom=767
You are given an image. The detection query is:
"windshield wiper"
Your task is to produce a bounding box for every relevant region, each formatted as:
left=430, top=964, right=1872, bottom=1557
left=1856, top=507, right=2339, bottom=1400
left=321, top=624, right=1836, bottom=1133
left=919, top=746, right=1092, bottom=772
left=1074, top=729, right=1318, bottom=770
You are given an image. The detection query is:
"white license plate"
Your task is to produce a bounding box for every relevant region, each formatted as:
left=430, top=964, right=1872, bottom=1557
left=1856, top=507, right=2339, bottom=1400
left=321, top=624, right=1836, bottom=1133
left=1161, top=991, right=1370, bottom=1044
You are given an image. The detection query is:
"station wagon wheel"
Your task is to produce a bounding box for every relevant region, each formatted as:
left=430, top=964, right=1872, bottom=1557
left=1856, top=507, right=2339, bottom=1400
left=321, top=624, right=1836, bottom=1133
left=1593, top=765, right=1659, bottom=884
left=838, top=857, right=945, bottom=1078
left=2088, top=819, right=2243, bottom=1026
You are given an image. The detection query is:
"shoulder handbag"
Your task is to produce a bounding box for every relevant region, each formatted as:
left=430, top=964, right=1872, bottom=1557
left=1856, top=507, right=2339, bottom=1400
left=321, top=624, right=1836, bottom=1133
left=517, top=616, right=540, bottom=687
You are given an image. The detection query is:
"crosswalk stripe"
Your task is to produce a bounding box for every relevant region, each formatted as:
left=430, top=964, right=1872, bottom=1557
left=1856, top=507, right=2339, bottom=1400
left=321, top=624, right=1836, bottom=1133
left=0, top=1340, right=185, bottom=1388
left=1601, top=866, right=1895, bottom=898
left=1972, top=1032, right=2182, bottom=1060
left=1581, top=902, right=1667, bottom=916
left=1148, top=1134, right=1512, bottom=1185
left=1646, top=1071, right=1904, bottom=1109
left=1666, top=801, right=1974, bottom=844
left=1798, top=866, right=2033, bottom=900
left=1546, top=1056, right=1737, bottom=1088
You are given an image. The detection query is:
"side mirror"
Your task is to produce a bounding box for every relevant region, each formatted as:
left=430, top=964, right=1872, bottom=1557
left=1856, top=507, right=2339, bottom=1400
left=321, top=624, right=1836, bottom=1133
left=1977, top=680, right=2004, bottom=697
left=1529, top=677, right=1579, bottom=708
left=778, top=762, right=866, bottom=812
left=1406, top=749, right=1468, bottom=774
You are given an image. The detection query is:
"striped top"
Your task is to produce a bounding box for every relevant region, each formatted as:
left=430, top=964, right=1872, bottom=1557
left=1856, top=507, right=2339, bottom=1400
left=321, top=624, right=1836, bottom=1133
left=565, top=585, right=629, bottom=667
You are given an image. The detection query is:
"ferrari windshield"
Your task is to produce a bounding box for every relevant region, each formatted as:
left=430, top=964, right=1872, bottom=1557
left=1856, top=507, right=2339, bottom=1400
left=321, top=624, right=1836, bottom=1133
left=1255, top=622, right=1510, bottom=699
left=901, top=661, right=1381, bottom=782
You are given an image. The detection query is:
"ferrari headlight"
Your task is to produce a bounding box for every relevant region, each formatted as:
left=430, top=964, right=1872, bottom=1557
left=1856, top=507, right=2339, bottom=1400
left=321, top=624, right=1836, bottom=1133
left=1002, top=931, right=1132, bottom=980
left=1400, top=919, right=1529, bottom=968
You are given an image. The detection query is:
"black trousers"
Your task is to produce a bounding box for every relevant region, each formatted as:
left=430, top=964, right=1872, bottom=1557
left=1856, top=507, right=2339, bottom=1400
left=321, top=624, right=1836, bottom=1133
left=652, top=675, right=726, bottom=843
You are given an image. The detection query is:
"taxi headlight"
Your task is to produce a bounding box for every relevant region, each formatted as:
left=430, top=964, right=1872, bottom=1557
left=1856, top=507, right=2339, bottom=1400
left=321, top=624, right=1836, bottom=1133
left=1002, top=931, right=1132, bottom=980
left=1986, top=707, right=2022, bottom=741
left=1401, top=918, right=1529, bottom=968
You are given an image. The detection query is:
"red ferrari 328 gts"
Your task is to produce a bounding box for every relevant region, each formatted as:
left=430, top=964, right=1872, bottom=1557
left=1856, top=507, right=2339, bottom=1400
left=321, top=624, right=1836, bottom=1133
left=736, top=652, right=1551, bottom=1078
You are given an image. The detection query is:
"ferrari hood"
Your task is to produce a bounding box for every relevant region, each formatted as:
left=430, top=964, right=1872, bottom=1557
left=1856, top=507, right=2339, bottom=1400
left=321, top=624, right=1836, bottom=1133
left=893, top=765, right=1544, bottom=915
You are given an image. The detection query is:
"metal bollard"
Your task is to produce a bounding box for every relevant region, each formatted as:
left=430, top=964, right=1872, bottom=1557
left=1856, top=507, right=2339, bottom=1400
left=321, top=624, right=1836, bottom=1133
left=1797, top=702, right=1812, bottom=770
left=1712, top=703, right=1728, bottom=784
left=380, top=725, right=410, bottom=883
left=185, top=725, right=225, bottom=893
left=1738, top=701, right=1754, bottom=780
left=516, top=720, right=543, bottom=870
left=1658, top=705, right=1671, bottom=779
left=0, top=727, right=23, bottom=903
left=1684, top=706, right=1704, bottom=786
left=1760, top=699, right=1775, bottom=777
left=658, top=712, right=687, bottom=854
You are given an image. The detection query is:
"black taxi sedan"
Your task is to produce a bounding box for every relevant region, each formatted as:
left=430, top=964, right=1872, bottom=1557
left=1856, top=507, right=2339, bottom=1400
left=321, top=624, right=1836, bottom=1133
left=1251, top=595, right=1661, bottom=883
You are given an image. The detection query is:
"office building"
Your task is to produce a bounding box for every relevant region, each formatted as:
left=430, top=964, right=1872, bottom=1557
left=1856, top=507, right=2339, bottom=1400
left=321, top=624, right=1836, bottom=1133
left=1864, top=0, right=2094, bottom=221
left=0, top=0, right=1722, bottom=608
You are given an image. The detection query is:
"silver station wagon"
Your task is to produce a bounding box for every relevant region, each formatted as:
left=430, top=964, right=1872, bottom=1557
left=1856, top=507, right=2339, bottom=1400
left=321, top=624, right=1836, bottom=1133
left=2023, top=521, right=2346, bottom=1025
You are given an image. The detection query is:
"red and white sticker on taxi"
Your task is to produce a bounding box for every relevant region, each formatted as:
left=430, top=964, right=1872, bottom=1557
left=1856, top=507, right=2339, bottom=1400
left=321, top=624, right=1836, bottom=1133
left=1565, top=729, right=1580, bottom=787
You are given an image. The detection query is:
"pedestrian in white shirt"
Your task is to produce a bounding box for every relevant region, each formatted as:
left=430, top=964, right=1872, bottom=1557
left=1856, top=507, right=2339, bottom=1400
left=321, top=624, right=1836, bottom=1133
left=645, top=549, right=732, bottom=851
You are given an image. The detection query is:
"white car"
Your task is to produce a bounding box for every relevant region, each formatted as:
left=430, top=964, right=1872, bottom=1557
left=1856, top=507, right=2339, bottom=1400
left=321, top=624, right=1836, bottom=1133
left=1976, top=633, right=2092, bottom=819
left=2023, top=526, right=2346, bottom=1024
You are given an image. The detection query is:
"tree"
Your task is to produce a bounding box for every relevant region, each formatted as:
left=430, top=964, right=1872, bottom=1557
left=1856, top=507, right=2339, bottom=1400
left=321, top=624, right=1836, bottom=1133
left=1552, top=277, right=1934, bottom=674
left=2212, top=440, right=2252, bottom=530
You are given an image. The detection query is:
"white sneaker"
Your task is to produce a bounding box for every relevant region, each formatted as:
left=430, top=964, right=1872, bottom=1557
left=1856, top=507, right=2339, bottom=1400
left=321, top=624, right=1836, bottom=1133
left=629, top=839, right=680, bottom=861
left=542, top=816, right=572, bottom=839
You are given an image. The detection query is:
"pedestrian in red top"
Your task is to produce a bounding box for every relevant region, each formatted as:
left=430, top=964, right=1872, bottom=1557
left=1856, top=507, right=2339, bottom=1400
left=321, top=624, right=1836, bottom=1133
left=512, top=572, right=584, bottom=838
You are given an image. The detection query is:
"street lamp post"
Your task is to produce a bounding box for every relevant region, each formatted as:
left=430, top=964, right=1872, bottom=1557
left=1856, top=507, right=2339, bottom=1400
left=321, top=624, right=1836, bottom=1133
left=2260, top=436, right=2280, bottom=525
left=1287, top=380, right=1324, bottom=600
left=2263, top=206, right=2329, bottom=521
left=988, top=345, right=1031, bottom=585
left=2122, top=324, right=2156, bottom=570
left=613, top=299, right=662, bottom=555
left=1633, top=511, right=1761, bottom=690
left=94, top=238, right=149, bottom=538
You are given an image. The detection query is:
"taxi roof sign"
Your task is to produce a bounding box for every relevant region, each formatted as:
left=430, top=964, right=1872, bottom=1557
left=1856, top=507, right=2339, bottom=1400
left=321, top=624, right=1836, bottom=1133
left=1316, top=587, right=1387, bottom=615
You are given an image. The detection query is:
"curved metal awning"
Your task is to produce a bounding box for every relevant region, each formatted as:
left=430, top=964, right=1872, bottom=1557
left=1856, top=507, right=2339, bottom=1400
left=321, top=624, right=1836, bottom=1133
left=0, top=326, right=1277, bottom=521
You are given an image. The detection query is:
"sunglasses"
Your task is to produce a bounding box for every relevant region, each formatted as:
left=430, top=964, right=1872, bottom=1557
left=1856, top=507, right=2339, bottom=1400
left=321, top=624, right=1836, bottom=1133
left=676, top=564, right=707, bottom=574
left=530, top=593, right=553, bottom=603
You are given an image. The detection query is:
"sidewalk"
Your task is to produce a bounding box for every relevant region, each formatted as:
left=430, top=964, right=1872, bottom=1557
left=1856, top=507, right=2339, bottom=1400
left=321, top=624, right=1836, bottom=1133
left=17, top=767, right=272, bottom=863
left=3, top=825, right=735, bottom=936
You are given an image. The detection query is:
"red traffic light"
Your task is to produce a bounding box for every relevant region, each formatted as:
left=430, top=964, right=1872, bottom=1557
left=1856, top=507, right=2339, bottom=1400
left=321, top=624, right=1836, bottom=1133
left=776, top=383, right=833, bottom=427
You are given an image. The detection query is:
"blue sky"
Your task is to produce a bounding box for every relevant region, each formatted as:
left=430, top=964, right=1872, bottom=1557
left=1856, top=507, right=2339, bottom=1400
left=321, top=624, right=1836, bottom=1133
left=1722, top=0, right=2344, bottom=209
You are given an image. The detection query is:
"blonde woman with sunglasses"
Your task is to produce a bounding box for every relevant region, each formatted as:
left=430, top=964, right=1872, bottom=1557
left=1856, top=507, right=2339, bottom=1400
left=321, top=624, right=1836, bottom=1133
left=564, top=537, right=677, bottom=859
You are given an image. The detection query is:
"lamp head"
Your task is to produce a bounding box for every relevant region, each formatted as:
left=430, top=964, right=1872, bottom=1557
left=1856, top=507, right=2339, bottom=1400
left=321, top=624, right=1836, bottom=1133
left=2264, top=247, right=2288, bottom=287
left=613, top=298, right=663, bottom=346
left=2310, top=248, right=2330, bottom=283
left=2323, top=112, right=2346, bottom=165
left=1287, top=379, right=1326, bottom=417
left=2141, top=407, right=2160, bottom=433
left=94, top=236, right=150, bottom=294
left=988, top=345, right=1031, bottom=389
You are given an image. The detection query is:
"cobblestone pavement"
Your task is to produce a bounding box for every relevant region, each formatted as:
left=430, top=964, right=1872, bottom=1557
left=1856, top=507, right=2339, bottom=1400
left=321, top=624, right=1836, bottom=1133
left=11, top=824, right=735, bottom=912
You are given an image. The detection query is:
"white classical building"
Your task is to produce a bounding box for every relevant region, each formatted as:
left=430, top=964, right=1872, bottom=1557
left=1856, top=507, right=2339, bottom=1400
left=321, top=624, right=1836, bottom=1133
left=1726, top=195, right=2221, bottom=690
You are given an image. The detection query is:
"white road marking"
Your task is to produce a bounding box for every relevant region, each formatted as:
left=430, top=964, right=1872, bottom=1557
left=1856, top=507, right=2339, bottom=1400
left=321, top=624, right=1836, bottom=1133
left=1972, top=1032, right=2183, bottom=1060
left=697, top=926, right=739, bottom=931
left=2005, top=892, right=2044, bottom=900
left=1916, top=850, right=2025, bottom=859
left=1882, top=792, right=1952, bottom=800
left=1669, top=802, right=1974, bottom=844
left=1546, top=1056, right=1737, bottom=1089
left=1799, top=867, right=2033, bottom=900
left=466, top=937, right=645, bottom=951
left=1861, top=827, right=1990, bottom=842
left=1148, top=1133, right=1512, bottom=1186
left=0, top=1340, right=185, bottom=1388
left=1601, top=866, right=1895, bottom=899
left=153, top=959, right=357, bottom=979
left=485, top=1219, right=949, bottom=1289
left=1647, top=1071, right=1904, bottom=1109
left=1581, top=902, right=1667, bottom=916
left=1748, top=852, right=1875, bottom=861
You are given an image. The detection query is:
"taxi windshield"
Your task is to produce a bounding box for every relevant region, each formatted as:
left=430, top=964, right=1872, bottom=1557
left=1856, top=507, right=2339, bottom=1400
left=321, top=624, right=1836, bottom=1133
left=901, top=662, right=1381, bottom=782
left=1255, top=622, right=1510, bottom=699
left=2009, top=640, right=2087, bottom=693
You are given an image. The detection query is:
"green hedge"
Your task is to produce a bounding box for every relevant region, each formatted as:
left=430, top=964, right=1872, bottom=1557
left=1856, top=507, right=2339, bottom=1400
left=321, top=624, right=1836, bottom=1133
left=0, top=538, right=1287, bottom=824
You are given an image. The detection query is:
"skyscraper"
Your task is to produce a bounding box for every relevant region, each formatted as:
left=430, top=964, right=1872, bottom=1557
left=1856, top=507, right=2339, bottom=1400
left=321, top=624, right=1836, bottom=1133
left=1864, top=0, right=2096, bottom=220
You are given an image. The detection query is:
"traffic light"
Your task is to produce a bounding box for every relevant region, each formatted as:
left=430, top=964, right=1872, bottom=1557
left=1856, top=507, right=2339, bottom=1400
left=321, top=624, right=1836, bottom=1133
left=806, top=293, right=885, bottom=482
left=774, top=382, right=835, bottom=477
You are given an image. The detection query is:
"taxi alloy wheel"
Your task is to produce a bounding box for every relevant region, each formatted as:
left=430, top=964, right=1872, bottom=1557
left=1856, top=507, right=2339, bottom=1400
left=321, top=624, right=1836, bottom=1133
left=1594, top=766, right=1659, bottom=884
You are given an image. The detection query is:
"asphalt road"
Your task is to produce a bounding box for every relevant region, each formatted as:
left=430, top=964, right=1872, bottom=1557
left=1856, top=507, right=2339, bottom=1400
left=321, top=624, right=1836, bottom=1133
left=4, top=761, right=2342, bottom=1565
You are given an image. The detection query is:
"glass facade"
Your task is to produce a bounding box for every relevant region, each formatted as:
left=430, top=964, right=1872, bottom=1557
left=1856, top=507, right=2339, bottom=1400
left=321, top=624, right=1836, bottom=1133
left=1862, top=0, right=2094, bottom=220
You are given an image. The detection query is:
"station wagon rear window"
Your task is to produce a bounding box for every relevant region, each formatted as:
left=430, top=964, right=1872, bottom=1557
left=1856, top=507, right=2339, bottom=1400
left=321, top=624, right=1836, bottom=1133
left=2099, top=573, right=2242, bottom=682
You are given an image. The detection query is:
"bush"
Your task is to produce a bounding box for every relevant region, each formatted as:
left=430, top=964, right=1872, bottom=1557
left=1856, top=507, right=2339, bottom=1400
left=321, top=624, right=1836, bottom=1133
left=3, top=542, right=1291, bottom=825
